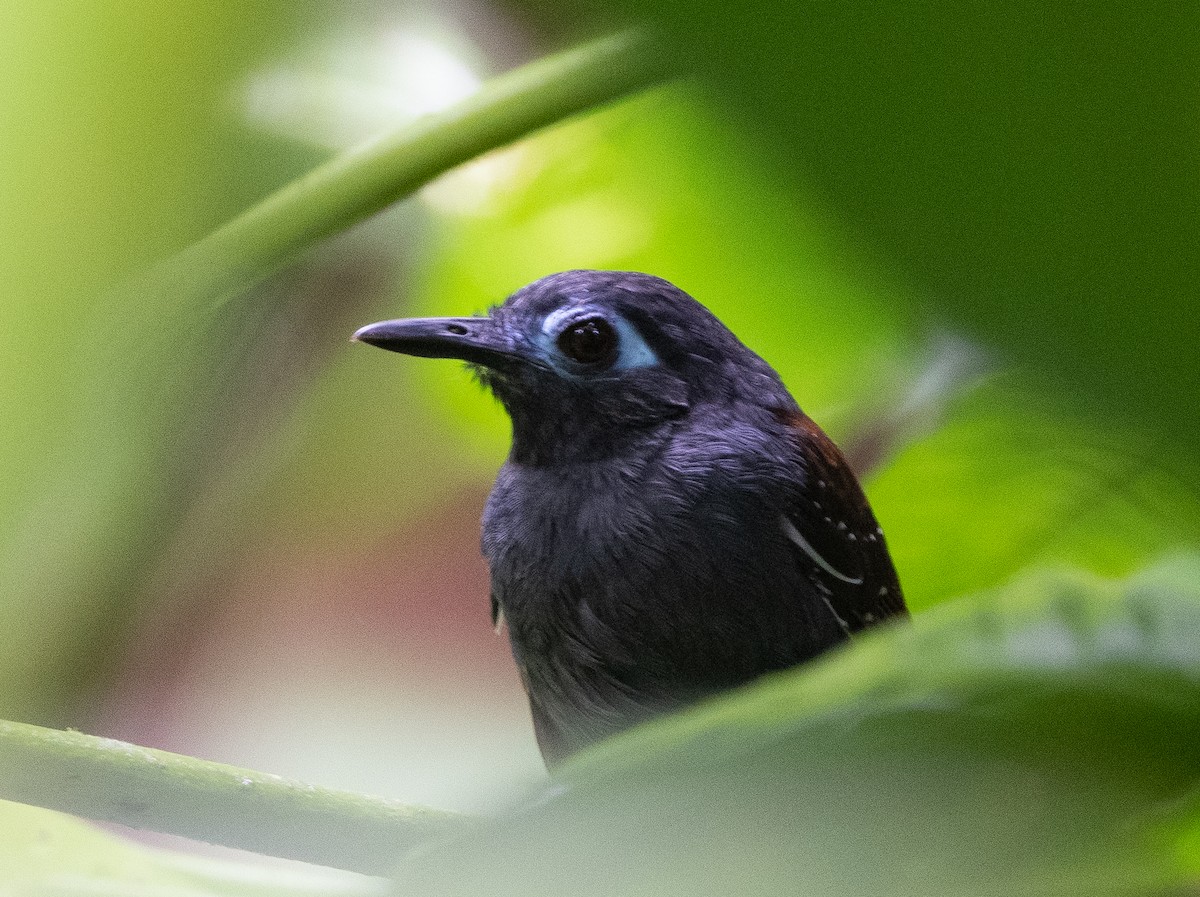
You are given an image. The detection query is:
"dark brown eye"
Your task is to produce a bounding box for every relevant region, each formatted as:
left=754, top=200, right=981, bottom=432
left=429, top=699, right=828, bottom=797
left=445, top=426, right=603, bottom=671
left=557, top=317, right=617, bottom=365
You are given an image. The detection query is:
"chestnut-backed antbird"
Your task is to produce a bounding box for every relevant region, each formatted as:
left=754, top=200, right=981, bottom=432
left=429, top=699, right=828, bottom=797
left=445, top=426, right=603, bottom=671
left=354, top=271, right=906, bottom=767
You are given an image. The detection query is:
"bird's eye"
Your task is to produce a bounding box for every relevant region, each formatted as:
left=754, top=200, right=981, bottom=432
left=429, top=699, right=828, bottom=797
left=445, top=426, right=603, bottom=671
left=556, top=317, right=617, bottom=365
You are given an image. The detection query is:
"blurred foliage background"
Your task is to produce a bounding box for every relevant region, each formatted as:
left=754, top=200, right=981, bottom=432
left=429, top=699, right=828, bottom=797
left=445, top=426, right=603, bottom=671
left=0, top=0, right=1196, bottom=851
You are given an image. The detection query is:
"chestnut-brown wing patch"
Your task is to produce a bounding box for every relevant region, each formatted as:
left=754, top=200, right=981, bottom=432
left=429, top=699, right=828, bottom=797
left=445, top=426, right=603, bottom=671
left=777, top=410, right=907, bottom=632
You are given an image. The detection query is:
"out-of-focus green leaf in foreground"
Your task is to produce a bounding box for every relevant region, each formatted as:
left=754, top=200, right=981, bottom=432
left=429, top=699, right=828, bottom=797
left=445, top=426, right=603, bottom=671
left=600, top=4, right=1200, bottom=479
left=0, top=0, right=319, bottom=723
left=3, top=555, right=1198, bottom=893
left=0, top=800, right=383, bottom=897
left=395, top=553, right=1200, bottom=897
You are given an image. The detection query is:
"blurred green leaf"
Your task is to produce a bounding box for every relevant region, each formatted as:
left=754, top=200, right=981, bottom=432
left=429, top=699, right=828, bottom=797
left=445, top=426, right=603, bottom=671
left=872, top=381, right=1200, bottom=609
left=0, top=799, right=383, bottom=897
left=594, top=3, right=1200, bottom=479
left=397, top=554, right=1200, bottom=896
left=0, top=0, right=317, bottom=722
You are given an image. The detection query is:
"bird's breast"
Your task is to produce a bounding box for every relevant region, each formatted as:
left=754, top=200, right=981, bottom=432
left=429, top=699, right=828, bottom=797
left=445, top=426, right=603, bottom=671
left=483, top=460, right=667, bottom=589
left=480, top=427, right=845, bottom=756
left=480, top=442, right=800, bottom=639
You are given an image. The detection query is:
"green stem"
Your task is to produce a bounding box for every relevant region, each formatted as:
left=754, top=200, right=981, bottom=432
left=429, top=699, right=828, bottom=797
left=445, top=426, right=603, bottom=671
left=0, top=718, right=463, bottom=875
left=146, top=30, right=672, bottom=309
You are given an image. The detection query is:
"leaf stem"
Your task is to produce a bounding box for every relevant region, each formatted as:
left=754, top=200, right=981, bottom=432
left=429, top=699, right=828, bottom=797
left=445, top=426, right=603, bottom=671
left=0, top=718, right=463, bottom=874
left=146, top=30, right=672, bottom=309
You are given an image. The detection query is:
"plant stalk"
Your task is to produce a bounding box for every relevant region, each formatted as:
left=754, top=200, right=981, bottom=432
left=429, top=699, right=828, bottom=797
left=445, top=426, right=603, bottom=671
left=0, top=718, right=463, bottom=874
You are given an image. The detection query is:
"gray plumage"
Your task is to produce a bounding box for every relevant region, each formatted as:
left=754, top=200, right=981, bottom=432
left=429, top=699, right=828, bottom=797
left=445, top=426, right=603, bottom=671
left=355, top=271, right=906, bottom=766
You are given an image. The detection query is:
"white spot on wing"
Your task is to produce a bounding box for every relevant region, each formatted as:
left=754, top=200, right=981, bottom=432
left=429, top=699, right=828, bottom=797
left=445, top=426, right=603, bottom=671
left=781, top=515, right=864, bottom=585
left=818, top=593, right=852, bottom=636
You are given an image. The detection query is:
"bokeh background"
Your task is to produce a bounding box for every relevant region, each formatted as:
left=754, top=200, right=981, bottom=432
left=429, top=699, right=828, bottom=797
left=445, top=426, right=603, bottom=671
left=0, top=0, right=1195, bottom=819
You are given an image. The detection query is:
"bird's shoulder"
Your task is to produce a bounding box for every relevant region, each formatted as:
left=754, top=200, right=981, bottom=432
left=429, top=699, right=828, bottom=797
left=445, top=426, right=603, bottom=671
left=657, top=402, right=801, bottom=486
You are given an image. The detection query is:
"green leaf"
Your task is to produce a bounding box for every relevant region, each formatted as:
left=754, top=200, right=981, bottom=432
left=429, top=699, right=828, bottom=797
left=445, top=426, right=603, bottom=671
left=0, top=799, right=383, bottom=897
left=396, top=554, right=1200, bottom=896
left=871, top=383, right=1200, bottom=609
left=0, top=0, right=312, bottom=726
left=600, top=3, right=1200, bottom=480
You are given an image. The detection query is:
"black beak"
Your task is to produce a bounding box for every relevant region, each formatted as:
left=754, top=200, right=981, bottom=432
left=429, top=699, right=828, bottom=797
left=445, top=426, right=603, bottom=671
left=352, top=316, right=517, bottom=369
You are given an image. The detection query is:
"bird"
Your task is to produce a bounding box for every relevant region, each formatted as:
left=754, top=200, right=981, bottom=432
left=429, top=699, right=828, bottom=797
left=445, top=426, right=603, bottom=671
left=353, top=270, right=906, bottom=767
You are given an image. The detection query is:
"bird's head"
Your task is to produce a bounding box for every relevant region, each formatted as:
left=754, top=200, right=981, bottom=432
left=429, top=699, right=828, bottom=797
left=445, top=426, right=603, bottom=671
left=354, top=271, right=794, bottom=464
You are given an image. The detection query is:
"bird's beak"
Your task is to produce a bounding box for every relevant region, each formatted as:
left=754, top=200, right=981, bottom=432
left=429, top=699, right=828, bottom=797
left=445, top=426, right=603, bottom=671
left=352, top=316, right=517, bottom=369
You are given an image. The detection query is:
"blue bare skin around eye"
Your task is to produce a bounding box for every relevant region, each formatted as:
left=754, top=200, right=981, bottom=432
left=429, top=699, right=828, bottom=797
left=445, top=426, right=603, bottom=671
left=535, top=308, right=660, bottom=375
